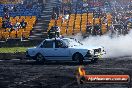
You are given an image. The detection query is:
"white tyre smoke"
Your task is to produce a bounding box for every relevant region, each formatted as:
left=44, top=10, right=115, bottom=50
left=73, top=31, right=132, bottom=58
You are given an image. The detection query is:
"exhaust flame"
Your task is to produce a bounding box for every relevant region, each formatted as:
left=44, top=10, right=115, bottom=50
left=77, top=66, right=130, bottom=84
left=78, top=66, right=86, bottom=76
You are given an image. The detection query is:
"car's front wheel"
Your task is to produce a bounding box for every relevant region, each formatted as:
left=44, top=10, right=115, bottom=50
left=73, top=53, right=84, bottom=64
left=36, top=53, right=45, bottom=63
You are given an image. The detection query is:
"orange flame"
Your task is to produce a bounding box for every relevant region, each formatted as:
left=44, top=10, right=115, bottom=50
left=78, top=66, right=86, bottom=76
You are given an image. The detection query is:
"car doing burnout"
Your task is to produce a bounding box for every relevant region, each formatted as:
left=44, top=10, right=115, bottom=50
left=26, top=38, right=106, bottom=63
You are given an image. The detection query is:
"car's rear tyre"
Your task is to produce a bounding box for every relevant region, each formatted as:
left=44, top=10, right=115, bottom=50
left=91, top=57, right=98, bottom=63
left=73, top=53, right=83, bottom=64
left=36, top=53, right=45, bottom=63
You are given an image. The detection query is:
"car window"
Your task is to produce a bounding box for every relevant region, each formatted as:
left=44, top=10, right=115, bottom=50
left=55, top=40, right=64, bottom=48
left=42, top=41, right=53, bottom=48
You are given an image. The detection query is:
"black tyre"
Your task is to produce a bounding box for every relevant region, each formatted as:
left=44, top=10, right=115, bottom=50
left=91, top=57, right=98, bottom=63
left=73, top=53, right=83, bottom=64
left=36, top=53, right=45, bottom=63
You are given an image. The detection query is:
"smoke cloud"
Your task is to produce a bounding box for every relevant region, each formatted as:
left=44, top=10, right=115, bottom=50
left=73, top=31, right=132, bottom=58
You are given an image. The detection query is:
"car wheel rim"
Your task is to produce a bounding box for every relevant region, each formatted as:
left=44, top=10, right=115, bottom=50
left=75, top=54, right=80, bottom=61
left=37, top=54, right=43, bottom=61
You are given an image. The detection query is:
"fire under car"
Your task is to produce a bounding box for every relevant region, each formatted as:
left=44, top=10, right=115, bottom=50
left=26, top=38, right=106, bottom=64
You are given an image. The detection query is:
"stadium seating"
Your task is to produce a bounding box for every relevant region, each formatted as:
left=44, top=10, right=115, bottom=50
left=56, top=19, right=62, bottom=27
left=94, top=18, right=100, bottom=25
left=10, top=30, right=17, bottom=39
left=106, top=14, right=112, bottom=26
left=47, top=0, right=114, bottom=36
left=101, top=24, right=107, bottom=34
left=60, top=26, right=67, bottom=35
left=48, top=19, right=55, bottom=30
left=48, top=12, right=112, bottom=36
left=2, top=31, right=9, bottom=40
left=17, top=29, right=23, bottom=38
left=67, top=27, right=73, bottom=35
left=22, top=31, right=30, bottom=38
left=0, top=16, right=37, bottom=40
left=61, top=21, right=67, bottom=27
left=74, top=14, right=81, bottom=34
left=68, top=19, right=74, bottom=27
left=0, top=3, right=42, bottom=17
left=0, top=31, right=2, bottom=39
left=0, top=17, right=2, bottom=22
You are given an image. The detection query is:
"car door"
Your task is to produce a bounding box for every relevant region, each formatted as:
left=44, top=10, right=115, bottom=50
left=40, top=40, right=55, bottom=60
left=52, top=40, right=71, bottom=60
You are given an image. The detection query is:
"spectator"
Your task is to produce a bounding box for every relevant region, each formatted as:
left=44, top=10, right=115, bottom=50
left=7, top=22, right=14, bottom=32
left=2, top=21, right=7, bottom=28
left=48, top=26, right=60, bottom=38
left=93, top=24, right=101, bottom=35
left=2, top=12, right=10, bottom=28
left=52, top=12, right=58, bottom=20
left=13, top=20, right=21, bottom=31
left=3, top=6, right=8, bottom=13
left=13, top=6, right=17, bottom=12
left=8, top=6, right=14, bottom=11
left=26, top=2, right=32, bottom=9
left=3, top=12, right=10, bottom=22
left=42, top=0, right=46, bottom=7
left=86, top=24, right=93, bottom=35
left=62, top=14, right=69, bottom=22
left=20, top=0, right=24, bottom=4
left=102, top=16, right=107, bottom=24
left=20, top=19, right=27, bottom=28
left=55, top=6, right=60, bottom=17
left=6, top=22, right=13, bottom=29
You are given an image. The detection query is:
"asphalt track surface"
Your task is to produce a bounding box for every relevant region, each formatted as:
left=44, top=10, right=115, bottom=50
left=0, top=57, right=132, bottom=88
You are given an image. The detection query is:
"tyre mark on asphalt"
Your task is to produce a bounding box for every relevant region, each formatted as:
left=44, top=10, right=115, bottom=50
left=12, top=65, right=72, bottom=86
left=14, top=74, right=44, bottom=85
left=61, top=80, right=76, bottom=88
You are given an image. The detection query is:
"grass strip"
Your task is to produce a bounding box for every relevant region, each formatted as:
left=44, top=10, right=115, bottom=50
left=0, top=47, right=31, bottom=53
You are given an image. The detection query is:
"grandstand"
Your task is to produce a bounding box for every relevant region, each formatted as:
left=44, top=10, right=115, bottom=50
left=48, top=13, right=112, bottom=35
left=0, top=0, right=131, bottom=47
left=48, top=0, right=112, bottom=36
left=0, top=16, right=36, bottom=40
left=0, top=0, right=21, bottom=4
left=0, top=0, right=59, bottom=43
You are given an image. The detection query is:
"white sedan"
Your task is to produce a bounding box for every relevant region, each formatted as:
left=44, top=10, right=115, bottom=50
left=26, top=38, right=105, bottom=63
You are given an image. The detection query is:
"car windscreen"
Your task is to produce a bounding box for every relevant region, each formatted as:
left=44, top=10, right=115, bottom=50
left=62, top=39, right=70, bottom=46
left=63, top=38, right=83, bottom=46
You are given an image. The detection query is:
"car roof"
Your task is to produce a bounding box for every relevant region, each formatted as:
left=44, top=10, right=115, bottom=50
left=45, top=38, right=64, bottom=41
left=44, top=38, right=73, bottom=41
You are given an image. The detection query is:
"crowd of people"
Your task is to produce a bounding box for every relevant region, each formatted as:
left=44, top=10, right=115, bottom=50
left=49, top=0, right=132, bottom=37
left=0, top=0, right=45, bottom=18
left=0, top=0, right=48, bottom=32
left=2, top=12, right=27, bottom=32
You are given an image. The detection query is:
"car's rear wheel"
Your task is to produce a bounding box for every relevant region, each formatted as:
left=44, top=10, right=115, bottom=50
left=73, top=53, right=83, bottom=64
left=36, top=53, right=45, bottom=63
